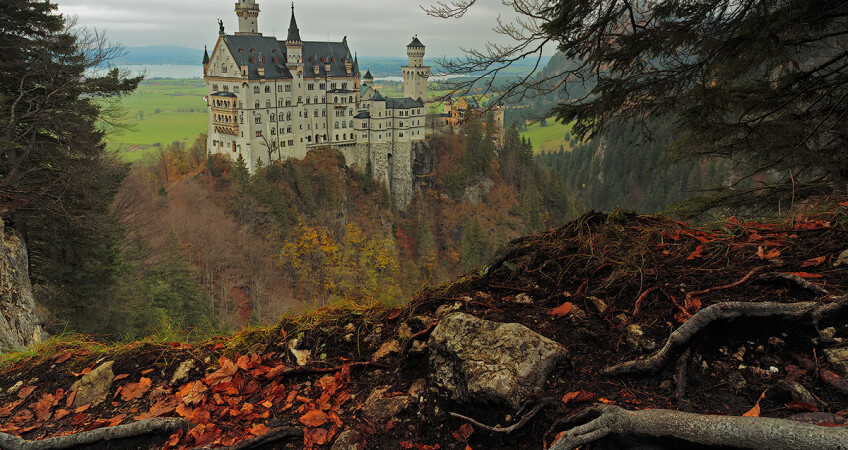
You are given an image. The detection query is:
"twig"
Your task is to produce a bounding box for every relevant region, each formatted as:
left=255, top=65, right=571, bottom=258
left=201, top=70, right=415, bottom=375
left=404, top=322, right=440, bottom=351
left=450, top=397, right=560, bottom=434
left=0, top=418, right=190, bottom=450
left=633, top=286, right=660, bottom=315
left=684, top=266, right=770, bottom=305
left=274, top=361, right=384, bottom=377
left=602, top=294, right=848, bottom=376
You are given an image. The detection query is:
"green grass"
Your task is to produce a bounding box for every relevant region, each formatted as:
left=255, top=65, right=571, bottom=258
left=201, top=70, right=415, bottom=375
left=102, top=79, right=208, bottom=160
left=107, top=112, right=207, bottom=162
left=520, top=119, right=578, bottom=154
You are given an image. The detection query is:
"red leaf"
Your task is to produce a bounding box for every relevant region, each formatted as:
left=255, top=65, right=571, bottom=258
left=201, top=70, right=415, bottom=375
left=801, top=256, right=827, bottom=268
left=114, top=374, right=130, bottom=381
left=120, top=377, right=152, bottom=401
left=17, top=385, right=36, bottom=400
left=54, top=352, right=72, bottom=364
left=548, top=302, right=573, bottom=317
left=204, top=358, right=238, bottom=386
left=561, top=390, right=596, bottom=404
left=249, top=423, right=270, bottom=436
left=387, top=308, right=402, bottom=320
left=452, top=423, right=474, bottom=441
left=300, top=409, right=329, bottom=427
left=786, top=402, right=818, bottom=412
left=140, top=369, right=154, bottom=375
left=787, top=272, right=823, bottom=278
left=237, top=355, right=250, bottom=371
left=743, top=391, right=766, bottom=417
left=53, top=409, right=70, bottom=420
left=756, top=246, right=781, bottom=260
left=686, top=245, right=706, bottom=260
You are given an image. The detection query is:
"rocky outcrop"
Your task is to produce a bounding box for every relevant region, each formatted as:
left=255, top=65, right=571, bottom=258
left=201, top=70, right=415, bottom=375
left=428, top=312, right=567, bottom=408
left=70, top=361, right=115, bottom=407
left=0, top=221, right=44, bottom=353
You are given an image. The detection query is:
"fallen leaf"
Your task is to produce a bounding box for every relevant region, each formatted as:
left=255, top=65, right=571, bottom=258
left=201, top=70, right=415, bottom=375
left=743, top=391, right=766, bottom=417
left=305, top=427, right=328, bottom=445
left=387, top=308, right=402, bottom=320
left=300, top=409, right=329, bottom=427
left=53, top=409, right=70, bottom=420
left=801, top=256, right=827, bottom=267
left=561, top=390, right=596, bottom=404
left=787, top=272, right=823, bottom=278
left=548, top=302, right=573, bottom=317
left=452, top=423, right=473, bottom=441
left=114, top=374, right=130, bottom=381
left=120, top=377, right=152, bottom=401
left=54, top=352, right=72, bottom=364
left=140, top=369, right=154, bottom=375
left=597, top=397, right=615, bottom=404
left=65, top=390, right=76, bottom=408
left=786, top=402, right=818, bottom=412
left=74, top=403, right=91, bottom=414
left=237, top=355, right=250, bottom=371
left=756, top=246, right=781, bottom=260
left=17, top=385, right=36, bottom=399
left=686, top=245, right=706, bottom=260
left=204, top=358, right=238, bottom=386
left=180, top=381, right=208, bottom=405
left=249, top=423, right=270, bottom=436
left=33, top=393, right=57, bottom=421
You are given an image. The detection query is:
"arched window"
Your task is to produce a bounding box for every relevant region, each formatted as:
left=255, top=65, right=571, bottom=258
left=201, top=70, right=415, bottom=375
left=265, top=86, right=271, bottom=93
left=221, top=64, right=227, bottom=73
left=285, top=99, right=291, bottom=106
left=278, top=100, right=283, bottom=107
left=341, top=121, right=346, bottom=128
left=349, top=121, right=353, bottom=128
left=254, top=100, right=260, bottom=108
left=334, top=122, right=339, bottom=129
left=334, top=96, right=338, bottom=103
left=314, top=96, right=318, bottom=104
left=253, top=86, right=260, bottom=94
left=287, top=126, right=292, bottom=133
left=265, top=100, right=271, bottom=108
left=348, top=96, right=353, bottom=103
left=270, top=114, right=276, bottom=122
left=271, top=128, right=276, bottom=135
left=286, top=113, right=291, bottom=120
left=297, top=96, right=302, bottom=103
left=306, top=97, right=310, bottom=104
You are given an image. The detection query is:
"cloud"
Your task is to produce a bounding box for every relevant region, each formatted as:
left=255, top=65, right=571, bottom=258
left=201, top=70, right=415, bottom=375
left=56, top=0, right=520, bottom=56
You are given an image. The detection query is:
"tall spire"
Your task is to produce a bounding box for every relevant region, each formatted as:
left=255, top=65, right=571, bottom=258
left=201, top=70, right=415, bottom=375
left=287, top=3, right=301, bottom=42
left=202, top=45, right=210, bottom=64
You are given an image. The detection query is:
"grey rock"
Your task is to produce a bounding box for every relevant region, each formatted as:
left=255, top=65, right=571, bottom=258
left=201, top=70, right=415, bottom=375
left=514, top=293, right=533, bottom=304
left=170, top=359, right=196, bottom=386
left=361, top=386, right=413, bottom=423
left=833, top=249, right=848, bottom=268
left=434, top=302, right=462, bottom=319
left=823, top=347, right=848, bottom=377
left=7, top=381, right=23, bottom=395
left=0, top=221, right=45, bottom=353
left=331, top=429, right=360, bottom=450
left=371, top=340, right=400, bottom=362
left=428, top=312, right=567, bottom=408
left=70, top=361, right=115, bottom=407
left=587, top=296, right=608, bottom=314
left=287, top=339, right=311, bottom=366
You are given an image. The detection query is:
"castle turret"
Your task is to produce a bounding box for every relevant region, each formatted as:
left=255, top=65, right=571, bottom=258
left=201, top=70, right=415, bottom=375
left=202, top=45, right=210, bottom=75
left=235, top=0, right=260, bottom=35
left=363, top=70, right=374, bottom=87
left=402, top=36, right=430, bottom=102
left=285, top=4, right=303, bottom=69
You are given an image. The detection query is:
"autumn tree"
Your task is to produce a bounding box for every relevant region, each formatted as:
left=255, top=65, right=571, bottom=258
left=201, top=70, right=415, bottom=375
left=427, top=0, right=848, bottom=213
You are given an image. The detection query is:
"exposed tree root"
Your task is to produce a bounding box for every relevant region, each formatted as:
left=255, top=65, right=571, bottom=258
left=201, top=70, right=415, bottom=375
left=212, top=427, right=303, bottom=449
left=755, top=272, right=831, bottom=296
left=602, top=294, right=848, bottom=376
left=0, top=418, right=190, bottom=450
left=449, top=397, right=561, bottom=434
left=548, top=404, right=848, bottom=450
left=675, top=348, right=690, bottom=401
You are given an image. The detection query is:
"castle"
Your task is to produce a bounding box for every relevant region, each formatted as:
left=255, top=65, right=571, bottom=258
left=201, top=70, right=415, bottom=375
left=203, top=1, right=430, bottom=206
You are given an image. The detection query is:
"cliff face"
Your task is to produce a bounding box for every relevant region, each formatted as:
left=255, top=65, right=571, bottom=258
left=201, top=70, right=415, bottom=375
left=0, top=221, right=44, bottom=352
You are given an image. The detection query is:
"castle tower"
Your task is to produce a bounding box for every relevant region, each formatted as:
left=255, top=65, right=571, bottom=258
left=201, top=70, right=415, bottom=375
left=235, top=0, right=260, bottom=35
left=402, top=36, right=430, bottom=101
left=285, top=4, right=303, bottom=68
left=363, top=70, right=374, bottom=87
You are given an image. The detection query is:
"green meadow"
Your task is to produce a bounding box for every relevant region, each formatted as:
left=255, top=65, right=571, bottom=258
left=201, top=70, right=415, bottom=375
left=104, top=79, right=208, bottom=161
left=520, top=119, right=577, bottom=154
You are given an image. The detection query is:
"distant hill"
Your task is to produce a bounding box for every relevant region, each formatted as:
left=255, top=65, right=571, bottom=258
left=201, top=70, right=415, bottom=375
left=115, top=46, right=204, bottom=65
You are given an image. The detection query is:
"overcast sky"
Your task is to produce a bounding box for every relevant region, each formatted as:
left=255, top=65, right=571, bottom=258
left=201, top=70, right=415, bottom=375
left=55, top=0, right=519, bottom=57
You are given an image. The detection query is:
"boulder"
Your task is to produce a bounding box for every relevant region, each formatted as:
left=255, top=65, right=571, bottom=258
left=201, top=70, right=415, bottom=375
left=361, top=386, right=413, bottom=423
left=0, top=221, right=45, bottom=352
left=71, top=361, right=115, bottom=407
left=428, top=312, right=567, bottom=408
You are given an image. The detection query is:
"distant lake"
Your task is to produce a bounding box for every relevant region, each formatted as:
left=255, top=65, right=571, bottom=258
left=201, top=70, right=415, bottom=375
left=118, top=64, right=203, bottom=79
left=111, top=64, right=473, bottom=81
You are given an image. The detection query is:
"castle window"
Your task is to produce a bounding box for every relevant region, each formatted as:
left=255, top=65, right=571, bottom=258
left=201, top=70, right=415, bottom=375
left=255, top=130, right=262, bottom=137
left=266, top=100, right=271, bottom=108
left=285, top=84, right=291, bottom=92
left=265, top=86, right=271, bottom=93
left=400, top=133, right=404, bottom=137
left=270, top=114, right=276, bottom=122
left=314, top=110, right=319, bottom=117
left=254, top=100, right=260, bottom=108
left=314, top=96, right=318, bottom=104
left=233, top=86, right=239, bottom=93
left=336, top=134, right=339, bottom=140
left=308, top=83, right=314, bottom=90
left=321, top=97, right=326, bottom=103
left=319, top=83, right=325, bottom=90
left=271, top=128, right=276, bottom=135
left=223, top=85, right=229, bottom=92
left=342, top=83, right=347, bottom=89
left=287, top=126, right=292, bottom=133
left=348, top=96, right=353, bottom=103
left=334, top=96, right=338, bottom=103
left=278, top=100, right=283, bottom=107
left=285, top=100, right=291, bottom=106
left=255, top=116, right=261, bottom=124
left=343, top=134, right=346, bottom=140
left=334, top=122, right=339, bottom=129
left=222, top=64, right=227, bottom=73
left=322, top=110, right=327, bottom=117
left=278, top=85, right=283, bottom=92
left=239, top=101, right=243, bottom=108
left=254, top=86, right=260, bottom=94
left=306, top=97, right=310, bottom=104
left=330, top=83, right=337, bottom=89
left=298, top=96, right=302, bottom=103
left=213, top=84, right=219, bottom=91
left=286, top=113, right=291, bottom=120
left=348, top=110, right=353, bottom=116
left=349, top=121, right=353, bottom=128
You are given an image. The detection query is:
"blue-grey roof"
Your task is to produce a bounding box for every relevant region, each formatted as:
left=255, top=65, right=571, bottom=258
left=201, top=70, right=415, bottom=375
left=211, top=91, right=237, bottom=97
left=327, top=89, right=356, bottom=94
left=221, top=35, right=356, bottom=79
left=370, top=90, right=386, bottom=102
left=363, top=70, right=373, bottom=79
left=354, top=111, right=371, bottom=119
left=202, top=46, right=209, bottom=64
left=287, top=9, right=301, bottom=42
left=408, top=37, right=425, bottom=48
left=385, top=97, right=423, bottom=109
